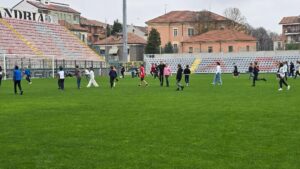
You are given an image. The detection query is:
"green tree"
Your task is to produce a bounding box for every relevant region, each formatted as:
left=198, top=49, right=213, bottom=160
left=111, top=20, right=122, bottom=35
left=164, top=42, right=174, bottom=53
left=145, top=28, right=161, bottom=54
left=106, top=24, right=111, bottom=37
left=286, top=43, right=300, bottom=50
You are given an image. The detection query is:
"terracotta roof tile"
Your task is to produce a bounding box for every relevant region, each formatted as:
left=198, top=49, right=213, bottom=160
left=183, top=29, right=256, bottom=43
left=146, top=10, right=228, bottom=24
left=279, top=16, right=300, bottom=25
left=94, top=33, right=147, bottom=45
left=80, top=17, right=107, bottom=27
left=27, top=0, right=80, bottom=14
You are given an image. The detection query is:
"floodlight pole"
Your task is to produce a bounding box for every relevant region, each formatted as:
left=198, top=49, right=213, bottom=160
left=3, top=54, right=6, bottom=80
left=122, top=0, right=128, bottom=63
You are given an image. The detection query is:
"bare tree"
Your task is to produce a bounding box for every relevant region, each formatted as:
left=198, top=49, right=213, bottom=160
left=193, top=10, right=216, bottom=35
left=224, top=8, right=248, bottom=32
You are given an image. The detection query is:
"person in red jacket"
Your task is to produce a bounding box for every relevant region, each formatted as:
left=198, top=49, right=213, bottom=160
left=139, top=64, right=148, bottom=87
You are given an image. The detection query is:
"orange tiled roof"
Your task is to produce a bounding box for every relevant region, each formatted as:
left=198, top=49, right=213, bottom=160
left=94, top=33, right=147, bottom=45
left=183, top=29, right=256, bottom=43
left=27, top=0, right=80, bottom=14
left=146, top=10, right=228, bottom=24
left=80, top=17, right=107, bottom=27
left=279, top=16, right=300, bottom=25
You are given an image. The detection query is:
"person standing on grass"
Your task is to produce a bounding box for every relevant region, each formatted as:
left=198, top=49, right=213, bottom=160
left=24, top=67, right=32, bottom=84
left=283, top=61, right=288, bottom=81
left=0, top=66, right=3, bottom=87
left=212, top=62, right=222, bottom=86
left=150, top=63, right=156, bottom=77
left=87, top=67, right=99, bottom=88
left=176, top=64, right=184, bottom=91
left=290, top=62, right=295, bottom=77
left=57, top=66, right=65, bottom=90
left=252, top=62, right=267, bottom=87
left=184, top=65, right=191, bottom=86
left=75, top=65, right=81, bottom=89
left=233, top=63, right=240, bottom=78
left=13, top=65, right=23, bottom=95
left=248, top=63, right=254, bottom=80
left=164, top=63, right=172, bottom=87
left=109, top=66, right=118, bottom=88
left=120, top=66, right=125, bottom=79
left=84, top=68, right=90, bottom=81
left=278, top=62, right=291, bottom=91
left=139, top=64, right=148, bottom=87
left=158, top=61, right=166, bottom=86
left=294, top=61, right=300, bottom=79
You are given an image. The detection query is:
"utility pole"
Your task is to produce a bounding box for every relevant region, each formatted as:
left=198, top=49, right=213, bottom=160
left=122, top=0, right=128, bottom=63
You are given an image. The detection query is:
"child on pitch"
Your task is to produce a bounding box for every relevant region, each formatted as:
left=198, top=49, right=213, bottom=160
left=138, top=64, right=148, bottom=87
left=212, top=62, right=222, bottom=86
left=184, top=65, right=191, bottom=86
left=13, top=65, right=24, bottom=95
left=0, top=66, right=3, bottom=87
left=109, top=66, right=118, bottom=88
left=294, top=61, right=300, bottom=79
left=283, top=61, right=288, bottom=81
left=248, top=63, right=254, bottom=80
left=278, top=62, right=290, bottom=91
left=252, top=62, right=267, bottom=87
left=24, top=66, right=32, bottom=84
left=75, top=65, right=81, bottom=89
left=164, top=63, right=172, bottom=87
left=57, top=66, right=65, bottom=90
left=87, top=67, right=99, bottom=88
left=176, top=64, right=184, bottom=91
left=233, top=63, right=240, bottom=78
left=120, top=66, right=125, bottom=79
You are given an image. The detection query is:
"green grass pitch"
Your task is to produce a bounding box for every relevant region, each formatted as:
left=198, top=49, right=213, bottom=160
left=0, top=74, right=299, bottom=169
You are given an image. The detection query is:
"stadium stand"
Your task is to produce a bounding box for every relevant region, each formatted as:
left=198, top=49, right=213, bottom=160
left=0, top=18, right=103, bottom=61
left=145, top=51, right=300, bottom=73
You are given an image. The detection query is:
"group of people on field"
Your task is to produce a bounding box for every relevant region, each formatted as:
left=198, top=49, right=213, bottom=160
left=150, top=61, right=191, bottom=91
left=1, top=59, right=300, bottom=95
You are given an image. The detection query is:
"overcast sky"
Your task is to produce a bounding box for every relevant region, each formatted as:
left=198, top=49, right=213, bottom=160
left=1, top=0, right=300, bottom=33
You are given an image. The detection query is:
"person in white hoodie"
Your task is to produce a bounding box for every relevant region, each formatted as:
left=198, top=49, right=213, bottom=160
left=87, top=67, right=99, bottom=88
left=212, top=62, right=222, bottom=85
left=278, top=62, right=290, bottom=91
left=283, top=61, right=288, bottom=81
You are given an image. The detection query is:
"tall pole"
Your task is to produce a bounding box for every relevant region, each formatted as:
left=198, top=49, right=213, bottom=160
left=123, top=0, right=128, bottom=63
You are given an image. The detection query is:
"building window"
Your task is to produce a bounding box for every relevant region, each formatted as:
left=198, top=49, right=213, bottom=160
left=246, top=46, right=250, bottom=52
left=188, top=28, right=194, bottom=36
left=208, top=47, right=213, bottom=53
left=228, top=46, right=233, bottom=52
left=173, top=29, right=178, bottom=37
left=173, top=44, right=178, bottom=53
left=189, top=47, right=193, bottom=53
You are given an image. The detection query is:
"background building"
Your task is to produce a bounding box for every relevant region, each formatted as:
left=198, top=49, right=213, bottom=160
left=279, top=16, right=300, bottom=49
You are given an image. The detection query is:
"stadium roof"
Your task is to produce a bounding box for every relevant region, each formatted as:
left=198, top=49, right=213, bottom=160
left=94, top=33, right=147, bottom=45
left=26, top=0, right=81, bottom=14
left=146, top=10, right=228, bottom=24
left=279, top=16, right=300, bottom=25
left=182, top=29, right=256, bottom=43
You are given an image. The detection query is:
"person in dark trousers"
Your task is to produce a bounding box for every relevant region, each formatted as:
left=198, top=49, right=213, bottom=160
left=150, top=63, right=156, bottom=77
left=289, top=62, right=295, bottom=77
left=252, top=62, right=267, bottom=87
left=57, top=66, right=65, bottom=90
left=278, top=62, right=291, bottom=91
left=120, top=66, right=125, bottom=79
left=184, top=65, right=191, bottom=86
left=295, top=61, right=300, bottom=79
left=109, top=66, right=118, bottom=88
left=24, top=67, right=32, bottom=84
left=158, top=61, right=166, bottom=86
left=0, top=66, right=3, bottom=87
left=13, top=65, right=23, bottom=95
left=176, top=64, right=184, bottom=91
left=154, top=64, right=159, bottom=79
left=248, top=63, right=254, bottom=80
left=75, top=65, right=81, bottom=89
left=233, top=63, right=240, bottom=78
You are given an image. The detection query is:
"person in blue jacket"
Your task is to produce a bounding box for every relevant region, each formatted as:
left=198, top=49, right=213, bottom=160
left=13, top=65, right=23, bottom=95
left=24, top=67, right=32, bottom=84
left=109, top=66, right=118, bottom=88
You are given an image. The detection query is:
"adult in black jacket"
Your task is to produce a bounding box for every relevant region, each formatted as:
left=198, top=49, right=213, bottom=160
left=252, top=62, right=267, bottom=87
left=157, top=61, right=165, bottom=86
left=184, top=65, right=191, bottom=86
left=176, top=64, right=184, bottom=91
